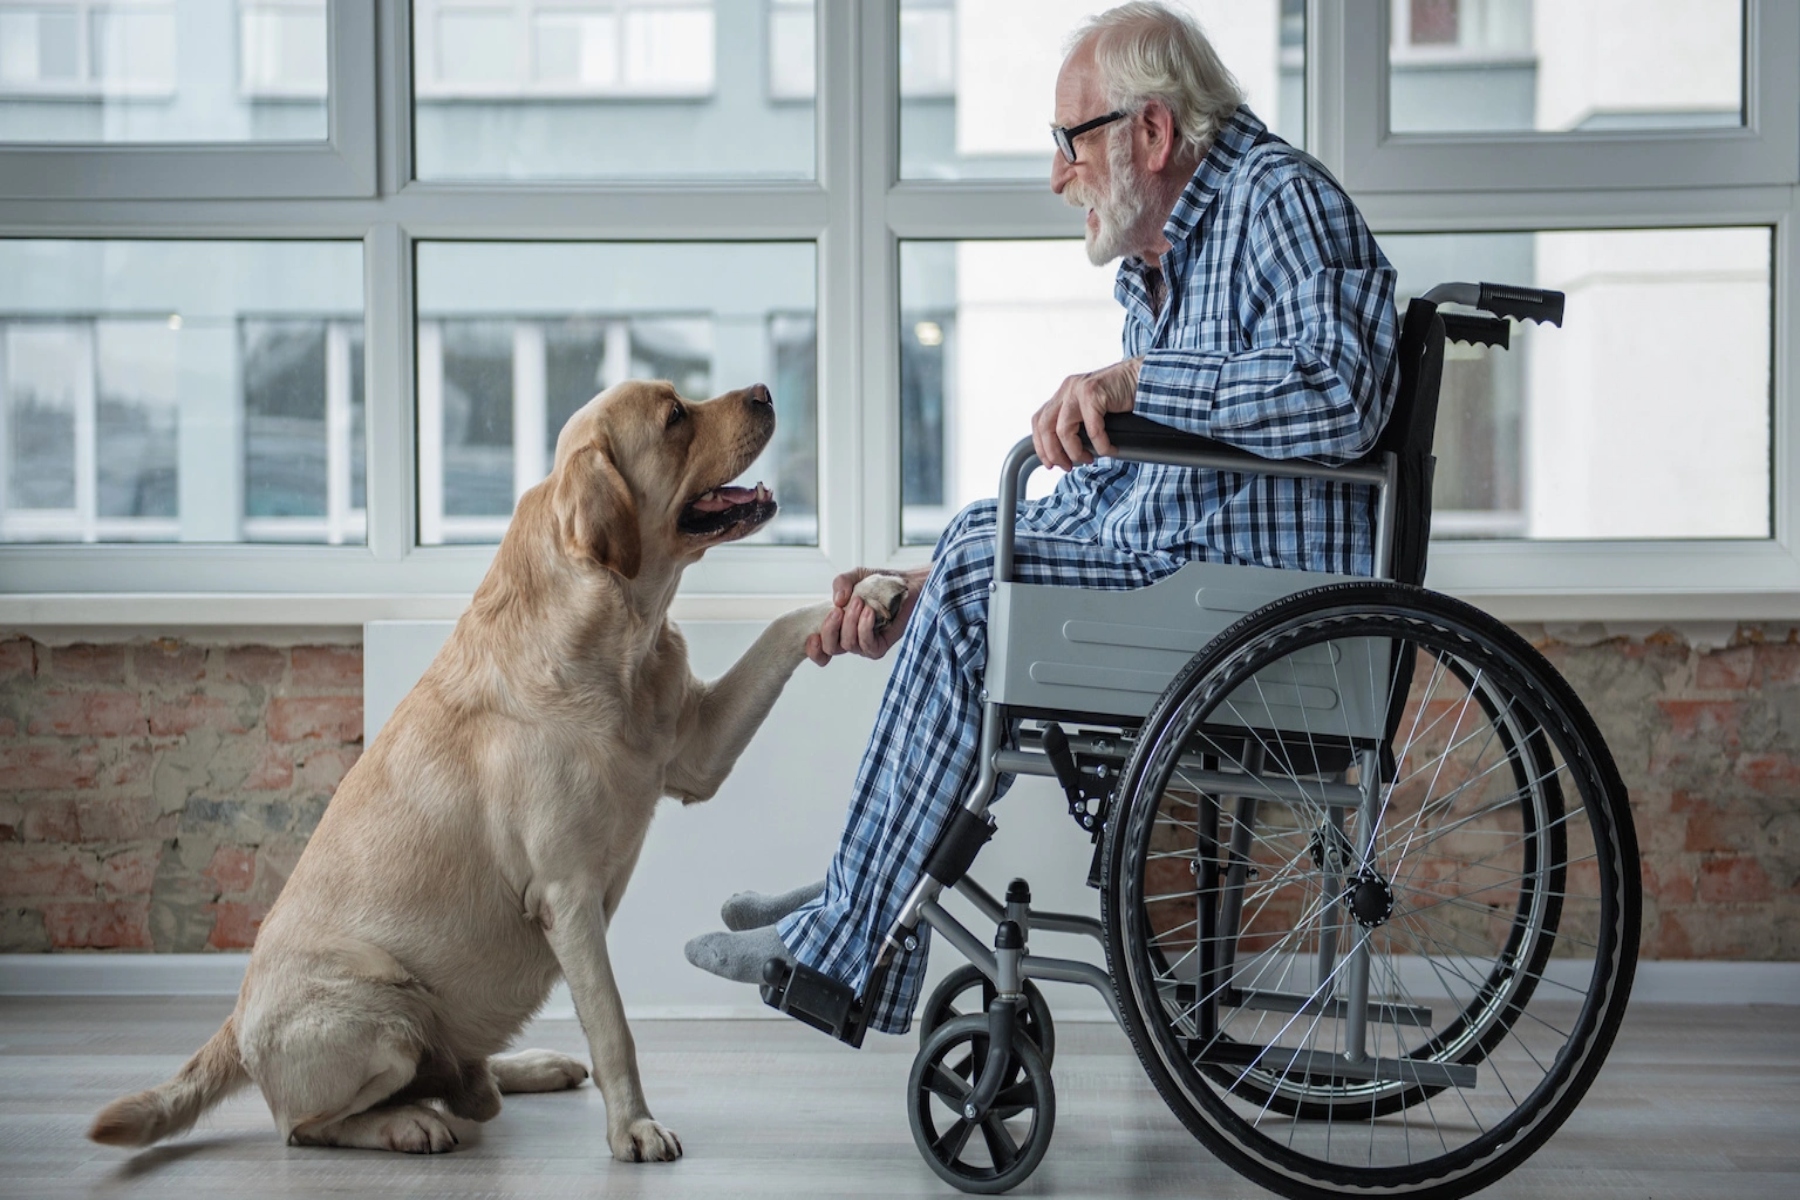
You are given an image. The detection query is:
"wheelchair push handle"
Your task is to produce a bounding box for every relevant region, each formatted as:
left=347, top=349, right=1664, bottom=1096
left=1422, top=280, right=1565, bottom=328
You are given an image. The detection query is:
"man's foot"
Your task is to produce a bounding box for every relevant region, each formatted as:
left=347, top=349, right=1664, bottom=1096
left=684, top=925, right=795, bottom=984
left=720, top=881, right=825, bottom=932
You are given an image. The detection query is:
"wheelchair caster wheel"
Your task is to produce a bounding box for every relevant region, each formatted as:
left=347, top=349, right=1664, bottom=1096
left=918, top=964, right=1056, bottom=1070
left=908, top=1014, right=1055, bottom=1194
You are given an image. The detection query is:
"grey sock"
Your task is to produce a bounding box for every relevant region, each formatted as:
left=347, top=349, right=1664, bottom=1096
left=719, top=881, right=825, bottom=932
left=683, top=925, right=795, bottom=985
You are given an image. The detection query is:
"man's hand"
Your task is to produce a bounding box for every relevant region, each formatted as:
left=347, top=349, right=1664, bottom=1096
left=1032, top=356, right=1142, bottom=471
left=806, top=565, right=931, bottom=666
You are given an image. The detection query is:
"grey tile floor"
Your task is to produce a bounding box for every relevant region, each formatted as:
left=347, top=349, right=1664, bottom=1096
left=0, top=997, right=1795, bottom=1199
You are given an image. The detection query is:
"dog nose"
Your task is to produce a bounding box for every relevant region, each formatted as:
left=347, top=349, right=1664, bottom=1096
left=747, top=383, right=772, bottom=408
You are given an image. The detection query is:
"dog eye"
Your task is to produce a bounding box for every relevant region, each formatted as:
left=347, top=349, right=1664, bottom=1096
left=665, top=403, right=686, bottom=429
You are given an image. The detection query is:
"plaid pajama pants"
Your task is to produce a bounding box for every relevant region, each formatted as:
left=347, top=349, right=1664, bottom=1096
left=777, top=498, right=1188, bottom=1034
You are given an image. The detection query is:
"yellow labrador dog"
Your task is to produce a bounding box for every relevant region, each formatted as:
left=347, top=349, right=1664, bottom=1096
left=90, top=380, right=902, bottom=1163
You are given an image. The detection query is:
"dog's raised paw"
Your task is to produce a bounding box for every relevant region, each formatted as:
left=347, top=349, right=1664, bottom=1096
left=852, top=574, right=909, bottom=627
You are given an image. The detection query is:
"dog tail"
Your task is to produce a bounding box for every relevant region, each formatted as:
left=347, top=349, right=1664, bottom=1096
left=89, top=1017, right=248, bottom=1148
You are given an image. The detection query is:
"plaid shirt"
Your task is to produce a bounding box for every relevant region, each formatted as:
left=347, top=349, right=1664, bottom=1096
left=1028, top=105, right=1399, bottom=576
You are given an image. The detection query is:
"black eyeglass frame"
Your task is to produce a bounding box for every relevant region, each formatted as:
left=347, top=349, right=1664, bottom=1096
left=1052, top=109, right=1129, bottom=164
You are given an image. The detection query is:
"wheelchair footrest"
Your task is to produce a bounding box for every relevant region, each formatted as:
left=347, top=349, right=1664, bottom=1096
left=760, top=958, right=868, bottom=1048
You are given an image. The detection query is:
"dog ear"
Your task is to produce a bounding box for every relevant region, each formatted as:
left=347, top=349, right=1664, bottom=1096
left=553, top=441, right=641, bottom=580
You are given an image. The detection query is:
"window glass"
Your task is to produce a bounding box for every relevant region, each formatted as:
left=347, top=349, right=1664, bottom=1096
left=900, top=0, right=1304, bottom=181
left=0, top=239, right=366, bottom=544
left=412, top=0, right=811, bottom=181
left=415, top=241, right=817, bottom=546
left=1383, top=226, right=1770, bottom=540
left=899, top=239, right=1119, bottom=545
left=0, top=0, right=329, bottom=143
left=1388, top=0, right=1743, bottom=134
left=901, top=228, right=1772, bottom=549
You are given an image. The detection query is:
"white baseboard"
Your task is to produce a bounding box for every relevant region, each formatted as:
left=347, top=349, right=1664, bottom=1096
left=0, top=954, right=1794, bottom=1010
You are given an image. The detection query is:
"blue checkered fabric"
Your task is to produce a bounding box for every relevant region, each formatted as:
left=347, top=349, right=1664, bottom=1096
left=778, top=106, right=1399, bottom=1034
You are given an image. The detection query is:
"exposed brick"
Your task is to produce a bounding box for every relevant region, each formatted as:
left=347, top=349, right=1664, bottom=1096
left=205, top=901, right=267, bottom=950
left=134, top=640, right=206, bottom=688
left=107, top=744, right=159, bottom=789
left=0, top=744, right=101, bottom=792
left=1656, top=699, right=1743, bottom=748
left=1694, top=645, right=1754, bottom=691
left=100, top=847, right=162, bottom=897
left=1649, top=910, right=1695, bottom=958
left=1735, top=753, right=1800, bottom=796
left=0, top=717, right=15, bottom=738
left=75, top=795, right=171, bottom=844
left=244, top=744, right=294, bottom=791
left=0, top=845, right=98, bottom=898
left=0, top=637, right=37, bottom=682
left=218, top=646, right=286, bottom=686
left=290, top=645, right=362, bottom=689
left=1698, top=855, right=1775, bottom=904
left=26, top=690, right=147, bottom=738
left=268, top=696, right=361, bottom=744
left=147, top=695, right=249, bottom=737
left=47, top=644, right=126, bottom=684
left=1645, top=860, right=1695, bottom=906
left=1684, top=804, right=1763, bottom=854
left=18, top=800, right=81, bottom=843
left=1755, top=642, right=1800, bottom=686
left=296, top=747, right=360, bottom=792
left=43, top=899, right=153, bottom=949
left=204, top=845, right=258, bottom=895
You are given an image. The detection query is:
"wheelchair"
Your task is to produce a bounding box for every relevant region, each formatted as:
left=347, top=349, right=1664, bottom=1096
left=761, top=282, right=1640, bottom=1199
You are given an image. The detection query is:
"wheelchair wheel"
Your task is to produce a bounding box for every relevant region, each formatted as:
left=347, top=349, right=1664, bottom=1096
left=908, top=1014, right=1055, bottom=1194
left=918, top=964, right=1056, bottom=1070
left=1100, top=582, right=1639, bottom=1200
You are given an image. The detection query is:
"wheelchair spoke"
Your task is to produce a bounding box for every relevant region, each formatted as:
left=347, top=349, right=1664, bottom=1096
left=979, top=1115, right=1021, bottom=1170
left=923, top=1062, right=971, bottom=1106
left=930, top=1118, right=976, bottom=1164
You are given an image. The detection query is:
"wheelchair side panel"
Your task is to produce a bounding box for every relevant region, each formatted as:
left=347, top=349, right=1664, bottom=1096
left=987, top=560, right=1388, bottom=739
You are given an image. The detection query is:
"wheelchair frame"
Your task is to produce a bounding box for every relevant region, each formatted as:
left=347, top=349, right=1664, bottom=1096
left=760, top=282, right=1638, bottom=1199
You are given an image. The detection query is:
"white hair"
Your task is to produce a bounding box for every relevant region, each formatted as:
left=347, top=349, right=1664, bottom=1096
left=1069, top=2, right=1246, bottom=163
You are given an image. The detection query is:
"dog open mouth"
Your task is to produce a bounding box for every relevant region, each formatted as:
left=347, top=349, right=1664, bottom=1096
left=678, top=482, right=777, bottom=540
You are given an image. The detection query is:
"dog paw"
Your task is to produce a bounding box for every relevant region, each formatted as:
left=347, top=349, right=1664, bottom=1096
left=852, top=574, right=908, bottom=627
left=379, top=1106, right=460, bottom=1154
left=491, top=1048, right=590, bottom=1093
left=611, top=1116, right=683, bottom=1163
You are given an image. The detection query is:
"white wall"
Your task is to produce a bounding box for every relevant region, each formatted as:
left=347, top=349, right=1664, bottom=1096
left=365, top=618, right=1112, bottom=1020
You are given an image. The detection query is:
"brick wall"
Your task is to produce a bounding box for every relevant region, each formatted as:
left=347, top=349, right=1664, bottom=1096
left=0, top=624, right=1795, bottom=958
left=0, top=636, right=362, bottom=952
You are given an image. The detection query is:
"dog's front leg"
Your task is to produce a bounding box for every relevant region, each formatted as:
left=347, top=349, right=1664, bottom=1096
left=664, top=600, right=833, bottom=803
left=540, top=880, right=681, bottom=1162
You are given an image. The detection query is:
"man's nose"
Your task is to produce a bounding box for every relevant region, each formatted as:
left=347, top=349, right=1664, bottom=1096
left=1049, top=153, right=1071, bottom=193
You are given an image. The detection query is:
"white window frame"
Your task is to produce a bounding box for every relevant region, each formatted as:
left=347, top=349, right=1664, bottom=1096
left=0, top=0, right=374, bottom=199
left=0, top=0, right=1796, bottom=627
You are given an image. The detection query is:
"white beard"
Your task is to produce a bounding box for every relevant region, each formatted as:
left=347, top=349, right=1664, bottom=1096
left=1066, top=133, right=1157, bottom=266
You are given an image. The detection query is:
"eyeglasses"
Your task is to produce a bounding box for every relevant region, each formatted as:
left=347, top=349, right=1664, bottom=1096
left=1052, top=110, right=1128, bottom=164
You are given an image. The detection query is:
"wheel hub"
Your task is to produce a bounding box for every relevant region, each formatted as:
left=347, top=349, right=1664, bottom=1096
left=1348, top=871, right=1395, bottom=928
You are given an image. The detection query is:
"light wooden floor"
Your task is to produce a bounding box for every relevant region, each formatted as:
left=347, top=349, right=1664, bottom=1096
left=1, top=997, right=1795, bottom=1199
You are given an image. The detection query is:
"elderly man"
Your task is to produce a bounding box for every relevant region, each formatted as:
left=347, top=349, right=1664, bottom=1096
left=686, top=0, right=1398, bottom=1035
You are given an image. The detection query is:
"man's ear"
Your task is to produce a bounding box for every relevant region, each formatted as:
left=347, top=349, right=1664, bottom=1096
left=1141, top=99, right=1177, bottom=173
left=552, top=441, right=641, bottom=580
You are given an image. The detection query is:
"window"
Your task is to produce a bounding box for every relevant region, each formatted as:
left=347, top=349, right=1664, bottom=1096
left=2, top=0, right=1798, bottom=620
left=902, top=0, right=1305, bottom=180
left=1388, top=0, right=1743, bottom=135
left=0, top=239, right=365, bottom=545
left=414, top=241, right=818, bottom=546
left=0, top=0, right=329, bottom=141
left=410, top=0, right=801, bottom=181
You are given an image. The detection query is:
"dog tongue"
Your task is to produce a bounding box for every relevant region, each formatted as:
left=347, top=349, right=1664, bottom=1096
left=690, top=485, right=761, bottom=513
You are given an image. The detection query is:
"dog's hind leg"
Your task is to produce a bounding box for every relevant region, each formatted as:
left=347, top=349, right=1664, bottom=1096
left=491, top=1049, right=589, bottom=1093
left=290, top=1103, right=460, bottom=1153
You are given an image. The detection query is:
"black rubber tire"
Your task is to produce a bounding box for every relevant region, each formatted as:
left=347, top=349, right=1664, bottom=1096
left=1100, top=582, right=1639, bottom=1200
left=918, top=964, right=1057, bottom=1071
left=908, top=1014, right=1056, bottom=1195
